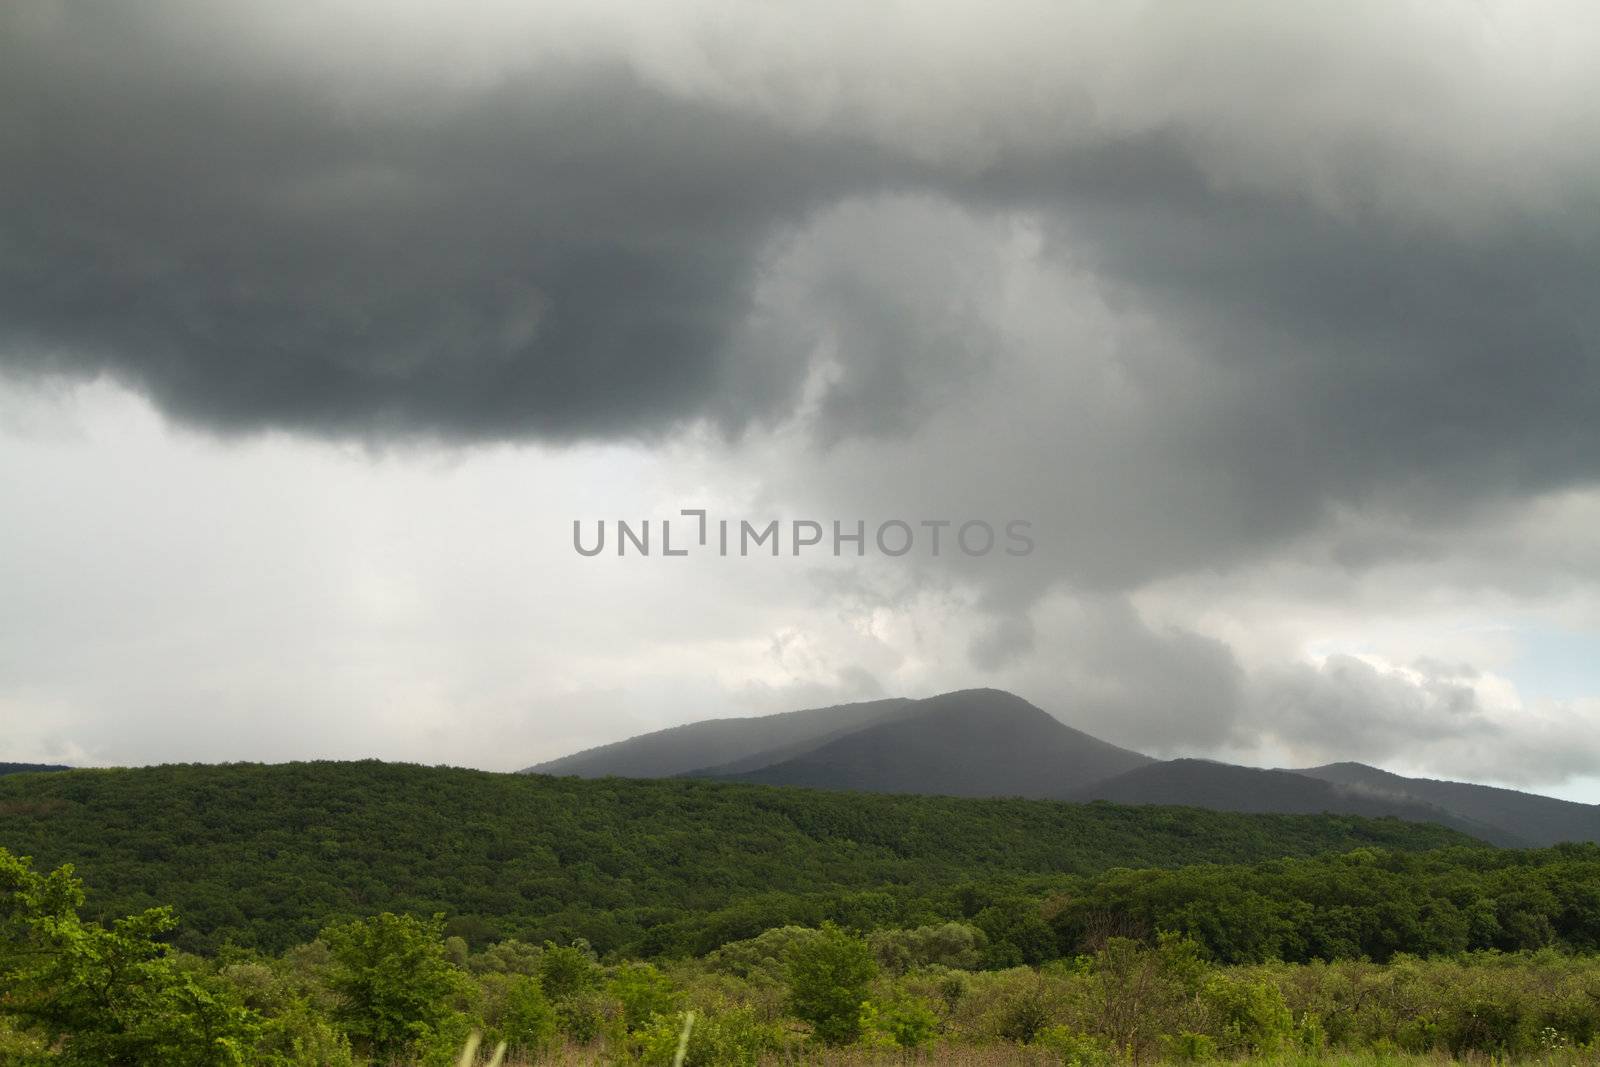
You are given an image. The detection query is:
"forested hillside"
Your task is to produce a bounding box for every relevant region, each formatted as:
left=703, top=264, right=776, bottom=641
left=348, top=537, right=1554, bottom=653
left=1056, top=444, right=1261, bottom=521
left=0, top=763, right=68, bottom=776
left=0, top=761, right=1471, bottom=957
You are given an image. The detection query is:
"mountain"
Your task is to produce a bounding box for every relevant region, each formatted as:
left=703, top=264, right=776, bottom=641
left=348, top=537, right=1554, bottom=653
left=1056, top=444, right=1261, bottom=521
left=711, top=688, right=1153, bottom=798
left=522, top=696, right=913, bottom=778
left=1296, top=762, right=1600, bottom=848
left=530, top=687, right=1600, bottom=846
left=1069, top=759, right=1522, bottom=845
left=0, top=763, right=69, bottom=777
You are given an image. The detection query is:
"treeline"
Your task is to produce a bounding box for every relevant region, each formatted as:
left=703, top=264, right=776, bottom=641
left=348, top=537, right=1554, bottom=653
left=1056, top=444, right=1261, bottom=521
left=1047, top=844, right=1600, bottom=964
left=5, top=848, right=1600, bottom=1066
left=0, top=761, right=1471, bottom=956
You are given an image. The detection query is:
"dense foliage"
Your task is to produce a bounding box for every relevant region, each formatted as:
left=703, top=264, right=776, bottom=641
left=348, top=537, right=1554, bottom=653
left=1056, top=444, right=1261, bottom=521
left=7, top=848, right=1600, bottom=1065
left=8, top=762, right=1597, bottom=1063
left=0, top=762, right=1471, bottom=957
left=0, top=848, right=257, bottom=1065
left=1047, top=844, right=1600, bottom=964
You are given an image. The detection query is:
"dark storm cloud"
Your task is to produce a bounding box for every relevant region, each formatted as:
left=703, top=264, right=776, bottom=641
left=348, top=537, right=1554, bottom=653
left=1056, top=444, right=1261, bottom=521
left=1042, top=186, right=1600, bottom=507
left=0, top=4, right=907, bottom=442
left=6, top=1, right=1600, bottom=519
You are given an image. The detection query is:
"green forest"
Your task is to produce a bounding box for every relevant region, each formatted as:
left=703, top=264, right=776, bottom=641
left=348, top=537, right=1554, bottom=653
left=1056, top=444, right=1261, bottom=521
left=4, top=763, right=1600, bottom=1065
left=0, top=762, right=1472, bottom=958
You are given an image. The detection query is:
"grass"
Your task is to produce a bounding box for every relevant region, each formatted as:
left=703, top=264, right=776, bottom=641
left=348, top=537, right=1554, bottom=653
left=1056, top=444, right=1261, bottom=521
left=447, top=1040, right=1600, bottom=1066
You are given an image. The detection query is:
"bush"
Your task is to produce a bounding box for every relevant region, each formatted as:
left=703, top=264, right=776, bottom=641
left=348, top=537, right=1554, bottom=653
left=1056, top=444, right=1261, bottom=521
left=861, top=994, right=939, bottom=1049
left=1162, top=1031, right=1218, bottom=1062
left=608, top=962, right=680, bottom=1032
left=638, top=1009, right=782, bottom=1067
left=320, top=912, right=467, bottom=1058
left=1089, top=933, right=1210, bottom=1061
left=256, top=999, right=358, bottom=1067
left=1200, top=973, right=1293, bottom=1056
left=552, top=989, right=611, bottom=1043
left=538, top=940, right=599, bottom=1000
left=482, top=973, right=556, bottom=1055
left=869, top=922, right=987, bottom=973
left=706, top=925, right=824, bottom=980
left=1035, top=1025, right=1117, bottom=1066
left=784, top=923, right=878, bottom=1045
left=996, top=982, right=1057, bottom=1044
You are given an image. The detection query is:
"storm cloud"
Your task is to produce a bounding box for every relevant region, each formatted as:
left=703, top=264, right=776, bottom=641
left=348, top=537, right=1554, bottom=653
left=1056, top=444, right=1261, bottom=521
left=7, top=2, right=1599, bottom=472
left=4, top=1, right=1600, bottom=790
left=0, top=2, right=909, bottom=440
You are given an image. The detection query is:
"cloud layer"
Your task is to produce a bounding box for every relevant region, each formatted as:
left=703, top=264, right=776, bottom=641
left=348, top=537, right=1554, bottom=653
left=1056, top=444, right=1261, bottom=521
left=4, top=1, right=1600, bottom=791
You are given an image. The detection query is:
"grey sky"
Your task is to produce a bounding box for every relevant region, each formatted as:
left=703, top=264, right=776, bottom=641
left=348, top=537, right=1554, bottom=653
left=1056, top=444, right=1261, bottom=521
left=3, top=1, right=1599, bottom=798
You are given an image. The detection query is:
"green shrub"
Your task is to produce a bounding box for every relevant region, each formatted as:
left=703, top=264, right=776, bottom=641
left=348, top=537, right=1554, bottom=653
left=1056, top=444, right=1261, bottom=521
left=552, top=989, right=610, bottom=1043
left=996, top=982, right=1057, bottom=1044
left=482, top=973, right=556, bottom=1054
left=1162, top=1030, right=1217, bottom=1062
left=256, top=998, right=358, bottom=1067
left=1294, top=1010, right=1327, bottom=1055
left=538, top=940, right=599, bottom=1000
left=784, top=922, right=877, bottom=1044
left=0, top=848, right=260, bottom=1066
left=608, top=962, right=680, bottom=1032
left=1035, top=1025, right=1117, bottom=1065
left=1201, top=973, right=1293, bottom=1055
left=320, top=912, right=467, bottom=1059
left=466, top=938, right=542, bottom=976
left=706, top=925, right=824, bottom=980
left=868, top=922, right=987, bottom=973
left=861, top=994, right=939, bottom=1049
left=1089, top=933, right=1210, bottom=1060
left=637, top=1009, right=782, bottom=1067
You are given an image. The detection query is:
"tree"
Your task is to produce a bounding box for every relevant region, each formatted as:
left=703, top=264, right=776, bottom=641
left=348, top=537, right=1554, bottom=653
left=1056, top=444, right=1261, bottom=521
left=784, top=923, right=877, bottom=1045
left=608, top=962, right=679, bottom=1032
left=320, top=912, right=465, bottom=1058
left=483, top=974, right=555, bottom=1055
left=537, top=940, right=598, bottom=1000
left=0, top=847, right=258, bottom=1065
left=1090, top=933, right=1210, bottom=1062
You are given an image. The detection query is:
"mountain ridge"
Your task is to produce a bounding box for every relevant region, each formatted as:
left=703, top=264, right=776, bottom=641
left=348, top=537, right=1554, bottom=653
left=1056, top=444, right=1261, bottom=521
left=1294, top=761, right=1600, bottom=847
left=1068, top=758, right=1525, bottom=846
left=711, top=688, right=1153, bottom=798
left=523, top=696, right=913, bottom=778
left=528, top=688, right=1598, bottom=846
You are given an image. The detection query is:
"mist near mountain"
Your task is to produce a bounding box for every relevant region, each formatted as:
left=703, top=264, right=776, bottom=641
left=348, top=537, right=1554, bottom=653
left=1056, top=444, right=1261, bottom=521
left=1296, top=762, right=1600, bottom=848
left=531, top=689, right=1600, bottom=846
left=1068, top=759, right=1520, bottom=846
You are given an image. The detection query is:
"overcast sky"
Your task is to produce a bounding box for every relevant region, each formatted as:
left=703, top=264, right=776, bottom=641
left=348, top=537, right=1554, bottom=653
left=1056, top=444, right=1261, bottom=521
left=4, top=1, right=1600, bottom=800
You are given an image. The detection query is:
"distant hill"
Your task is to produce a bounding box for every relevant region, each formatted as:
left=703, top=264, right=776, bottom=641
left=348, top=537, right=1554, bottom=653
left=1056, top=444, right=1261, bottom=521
left=0, top=760, right=1470, bottom=957
left=530, top=688, right=1600, bottom=846
left=1296, top=762, right=1600, bottom=848
left=1069, top=759, right=1523, bottom=846
left=523, top=697, right=914, bottom=778
left=0, top=763, right=69, bottom=777
left=714, top=688, right=1152, bottom=798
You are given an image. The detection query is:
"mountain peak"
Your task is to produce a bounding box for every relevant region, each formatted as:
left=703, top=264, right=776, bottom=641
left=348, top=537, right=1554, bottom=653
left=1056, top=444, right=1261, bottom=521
left=522, top=688, right=1600, bottom=847
left=710, top=689, right=1154, bottom=799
